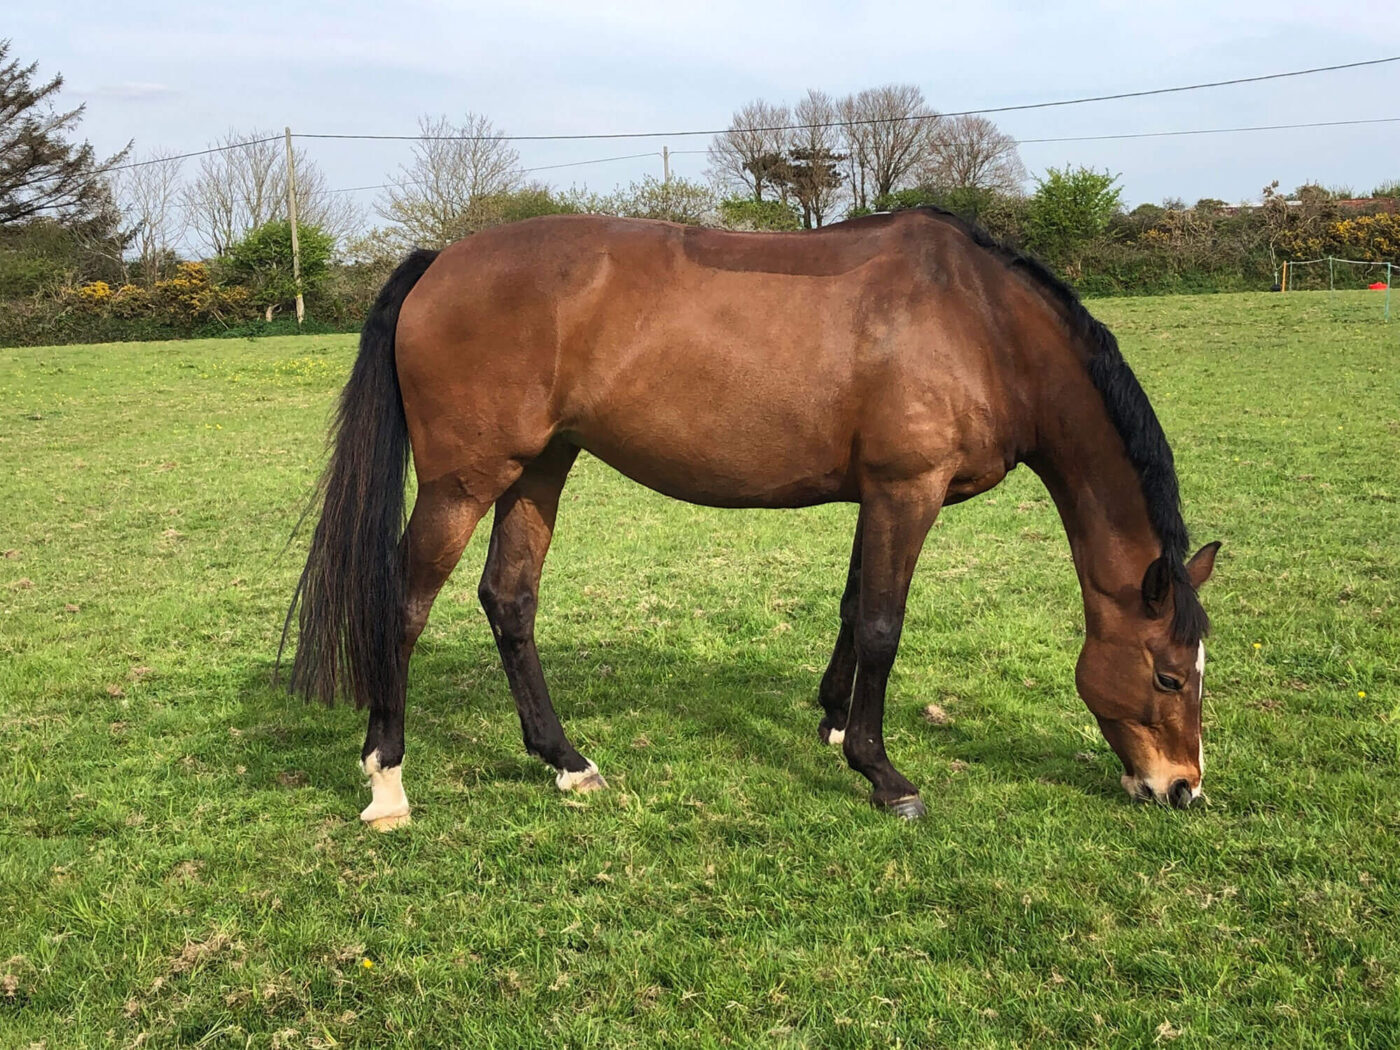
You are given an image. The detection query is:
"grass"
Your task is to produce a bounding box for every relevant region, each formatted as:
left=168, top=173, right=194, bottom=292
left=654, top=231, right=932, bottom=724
left=1, top=290, right=1398, bottom=1048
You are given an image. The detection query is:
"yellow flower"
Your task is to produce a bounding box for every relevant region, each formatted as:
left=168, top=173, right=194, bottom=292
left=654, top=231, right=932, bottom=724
left=1252, top=643, right=1262, bottom=650
left=1358, top=691, right=1367, bottom=699
left=361, top=959, right=374, bottom=970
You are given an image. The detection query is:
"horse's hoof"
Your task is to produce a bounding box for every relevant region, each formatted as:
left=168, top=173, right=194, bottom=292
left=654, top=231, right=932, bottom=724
left=556, top=761, right=607, bottom=793
left=365, top=811, right=411, bottom=832
left=573, top=770, right=608, bottom=793
left=874, top=794, right=925, bottom=821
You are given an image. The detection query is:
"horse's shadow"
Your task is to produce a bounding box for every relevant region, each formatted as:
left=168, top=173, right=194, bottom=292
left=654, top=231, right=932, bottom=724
left=230, top=626, right=1124, bottom=812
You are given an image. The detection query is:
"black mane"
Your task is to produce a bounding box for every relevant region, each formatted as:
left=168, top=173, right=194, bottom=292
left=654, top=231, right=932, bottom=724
left=911, top=206, right=1209, bottom=643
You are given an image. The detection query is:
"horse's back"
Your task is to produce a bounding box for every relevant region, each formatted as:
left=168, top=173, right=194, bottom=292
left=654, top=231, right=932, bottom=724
left=394, top=213, right=1024, bottom=506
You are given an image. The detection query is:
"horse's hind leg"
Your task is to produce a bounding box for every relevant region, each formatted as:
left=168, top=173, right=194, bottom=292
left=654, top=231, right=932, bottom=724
left=817, top=509, right=864, bottom=747
left=477, top=440, right=604, bottom=793
left=361, top=477, right=496, bottom=830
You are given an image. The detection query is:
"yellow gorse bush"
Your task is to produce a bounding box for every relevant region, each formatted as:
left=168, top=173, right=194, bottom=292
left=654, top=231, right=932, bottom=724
left=67, top=262, right=254, bottom=324
left=1275, top=211, right=1400, bottom=263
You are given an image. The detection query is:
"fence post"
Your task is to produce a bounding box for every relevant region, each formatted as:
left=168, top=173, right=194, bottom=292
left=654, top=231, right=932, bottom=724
left=1387, top=263, right=1392, bottom=322
left=284, top=126, right=305, bottom=326
left=1328, top=256, right=1334, bottom=298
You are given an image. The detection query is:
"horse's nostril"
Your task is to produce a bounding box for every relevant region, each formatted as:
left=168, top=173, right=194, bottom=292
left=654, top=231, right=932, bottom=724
left=1168, top=778, right=1193, bottom=809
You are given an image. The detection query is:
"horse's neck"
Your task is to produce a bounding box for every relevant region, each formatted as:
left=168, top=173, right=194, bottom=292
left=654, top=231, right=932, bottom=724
left=1022, top=349, right=1160, bottom=621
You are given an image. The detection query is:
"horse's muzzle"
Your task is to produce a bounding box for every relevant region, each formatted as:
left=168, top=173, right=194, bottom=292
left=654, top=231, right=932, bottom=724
left=1168, top=778, right=1195, bottom=810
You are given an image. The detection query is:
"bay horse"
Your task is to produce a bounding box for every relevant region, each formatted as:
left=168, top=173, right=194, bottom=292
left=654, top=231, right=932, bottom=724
left=284, top=207, right=1219, bottom=829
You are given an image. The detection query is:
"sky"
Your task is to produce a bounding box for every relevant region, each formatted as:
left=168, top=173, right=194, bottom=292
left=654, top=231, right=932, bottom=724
left=12, top=0, right=1400, bottom=227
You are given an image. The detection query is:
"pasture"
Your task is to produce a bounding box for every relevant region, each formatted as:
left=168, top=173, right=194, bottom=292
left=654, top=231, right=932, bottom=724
left=2, top=291, right=1397, bottom=1047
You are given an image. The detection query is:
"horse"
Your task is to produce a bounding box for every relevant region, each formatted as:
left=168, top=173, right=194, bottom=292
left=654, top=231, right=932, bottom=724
left=283, top=207, right=1220, bottom=830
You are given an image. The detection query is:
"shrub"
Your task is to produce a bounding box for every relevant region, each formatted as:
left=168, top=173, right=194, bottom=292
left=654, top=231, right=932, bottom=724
left=1024, top=167, right=1123, bottom=275
left=717, top=197, right=801, bottom=231
left=224, top=220, right=334, bottom=316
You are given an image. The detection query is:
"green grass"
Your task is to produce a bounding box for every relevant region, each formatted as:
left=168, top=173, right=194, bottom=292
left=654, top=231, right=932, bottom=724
left=2, top=290, right=1398, bottom=1048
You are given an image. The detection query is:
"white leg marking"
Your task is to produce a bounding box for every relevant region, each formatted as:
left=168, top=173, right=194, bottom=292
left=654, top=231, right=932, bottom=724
left=360, top=752, right=411, bottom=827
left=556, top=760, right=601, bottom=792
left=827, top=728, right=845, bottom=747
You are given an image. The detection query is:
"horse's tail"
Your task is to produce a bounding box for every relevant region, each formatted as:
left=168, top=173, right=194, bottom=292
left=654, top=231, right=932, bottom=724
left=280, top=248, right=439, bottom=708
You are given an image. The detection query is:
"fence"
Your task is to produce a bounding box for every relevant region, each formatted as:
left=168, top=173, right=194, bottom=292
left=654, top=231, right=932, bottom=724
left=1279, top=256, right=1393, bottom=319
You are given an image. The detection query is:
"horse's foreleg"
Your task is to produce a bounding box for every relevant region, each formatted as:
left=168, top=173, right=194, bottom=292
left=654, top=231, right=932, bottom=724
left=817, top=509, right=864, bottom=746
left=841, top=484, right=944, bottom=819
left=478, top=441, right=603, bottom=793
left=361, top=478, right=492, bottom=830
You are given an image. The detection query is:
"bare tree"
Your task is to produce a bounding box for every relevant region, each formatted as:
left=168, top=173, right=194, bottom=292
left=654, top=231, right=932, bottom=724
left=377, top=114, right=523, bottom=249
left=182, top=129, right=360, bottom=256
left=786, top=90, right=846, bottom=227
left=923, top=115, right=1026, bottom=195
left=706, top=100, right=791, bottom=202
left=116, top=150, right=186, bottom=284
left=837, top=93, right=873, bottom=213
left=842, top=85, right=938, bottom=208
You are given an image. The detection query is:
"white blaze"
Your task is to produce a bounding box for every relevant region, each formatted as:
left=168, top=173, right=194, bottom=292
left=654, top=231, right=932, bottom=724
left=1194, top=642, right=1206, bottom=796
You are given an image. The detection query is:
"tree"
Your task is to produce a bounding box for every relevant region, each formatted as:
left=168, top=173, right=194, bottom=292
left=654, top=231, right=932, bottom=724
left=706, top=100, right=791, bottom=202
left=923, top=115, right=1025, bottom=196
left=840, top=85, right=938, bottom=210
left=784, top=90, right=846, bottom=228
left=377, top=114, right=523, bottom=248
left=608, top=176, right=715, bottom=225
left=224, top=219, right=333, bottom=319
left=182, top=130, right=360, bottom=256
left=470, top=184, right=580, bottom=228
left=1023, top=166, right=1122, bottom=274
left=0, top=39, right=130, bottom=225
left=116, top=150, right=186, bottom=285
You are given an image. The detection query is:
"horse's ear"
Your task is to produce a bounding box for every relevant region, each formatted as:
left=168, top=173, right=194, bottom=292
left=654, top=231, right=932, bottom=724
left=1141, top=556, right=1172, bottom=616
left=1186, top=541, right=1221, bottom=590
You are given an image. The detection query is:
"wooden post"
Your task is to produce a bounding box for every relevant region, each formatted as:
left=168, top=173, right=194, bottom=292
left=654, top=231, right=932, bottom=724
left=1281, top=260, right=1288, bottom=292
left=284, top=126, right=304, bottom=325
left=662, top=146, right=670, bottom=183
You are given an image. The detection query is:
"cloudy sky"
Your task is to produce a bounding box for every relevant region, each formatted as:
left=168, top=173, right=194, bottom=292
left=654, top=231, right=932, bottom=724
left=12, top=1, right=1400, bottom=222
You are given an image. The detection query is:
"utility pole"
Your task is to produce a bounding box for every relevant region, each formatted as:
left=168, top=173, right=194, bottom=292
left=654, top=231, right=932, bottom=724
left=662, top=146, right=670, bottom=183
left=284, top=126, right=304, bottom=325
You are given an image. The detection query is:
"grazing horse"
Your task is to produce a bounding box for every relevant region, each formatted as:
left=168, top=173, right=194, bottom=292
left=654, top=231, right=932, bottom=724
left=284, top=208, right=1219, bottom=829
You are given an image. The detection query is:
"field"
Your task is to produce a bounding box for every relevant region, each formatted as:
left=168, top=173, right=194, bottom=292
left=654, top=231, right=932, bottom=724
left=2, top=291, right=1398, bottom=1048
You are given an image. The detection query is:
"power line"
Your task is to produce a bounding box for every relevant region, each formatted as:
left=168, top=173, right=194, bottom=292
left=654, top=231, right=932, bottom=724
left=328, top=151, right=662, bottom=196
left=666, top=114, right=1400, bottom=155
left=22, top=52, right=1399, bottom=189
left=102, top=135, right=284, bottom=174
left=23, top=112, right=1400, bottom=217
left=294, top=55, right=1400, bottom=144
left=1014, top=115, right=1400, bottom=146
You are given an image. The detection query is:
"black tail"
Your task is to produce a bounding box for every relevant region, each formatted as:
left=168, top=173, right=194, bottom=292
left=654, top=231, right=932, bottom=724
left=280, top=248, right=440, bottom=708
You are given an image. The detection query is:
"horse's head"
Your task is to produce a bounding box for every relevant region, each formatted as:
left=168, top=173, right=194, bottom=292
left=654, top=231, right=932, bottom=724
left=1075, top=542, right=1220, bottom=808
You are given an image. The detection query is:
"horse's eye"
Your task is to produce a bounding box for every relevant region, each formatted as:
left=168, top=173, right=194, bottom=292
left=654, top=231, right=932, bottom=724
left=1155, top=672, right=1184, bottom=692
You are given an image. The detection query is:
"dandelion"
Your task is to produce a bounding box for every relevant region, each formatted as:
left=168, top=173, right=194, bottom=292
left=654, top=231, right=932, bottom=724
left=361, top=959, right=374, bottom=970
left=1252, top=642, right=1262, bottom=650
left=1358, top=691, right=1367, bottom=699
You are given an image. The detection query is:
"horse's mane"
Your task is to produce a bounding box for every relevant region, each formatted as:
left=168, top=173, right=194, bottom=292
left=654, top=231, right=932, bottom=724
left=905, top=206, right=1209, bottom=643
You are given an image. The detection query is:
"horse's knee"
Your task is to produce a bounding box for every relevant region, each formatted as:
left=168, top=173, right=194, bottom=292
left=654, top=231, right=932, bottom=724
left=854, top=613, right=902, bottom=668
left=478, top=577, right=537, bottom=642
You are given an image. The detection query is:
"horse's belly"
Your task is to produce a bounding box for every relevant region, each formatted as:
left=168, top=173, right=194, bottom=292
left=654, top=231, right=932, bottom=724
left=565, top=402, right=856, bottom=510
